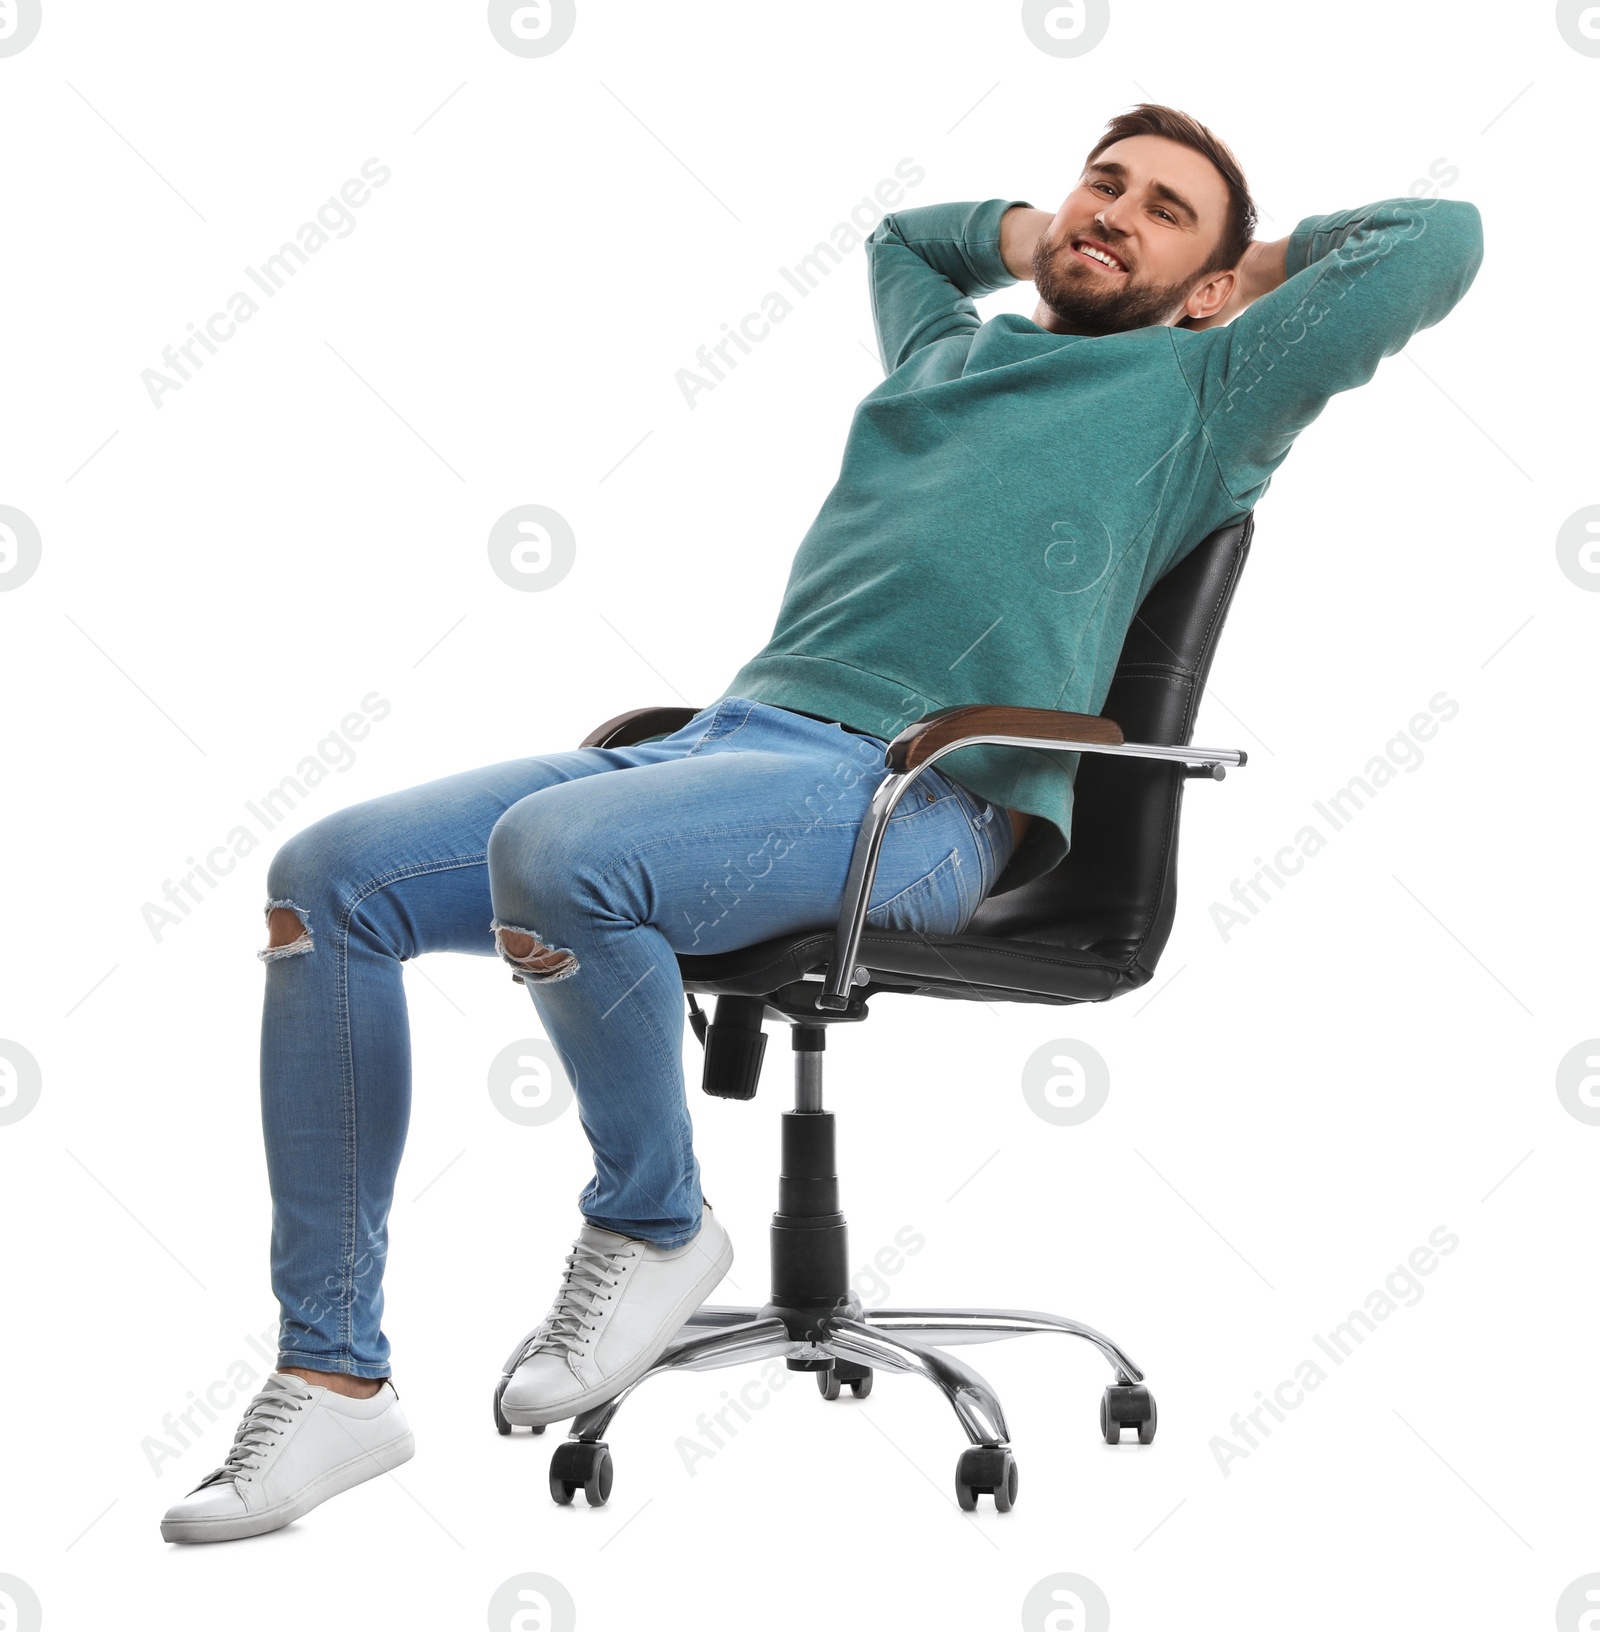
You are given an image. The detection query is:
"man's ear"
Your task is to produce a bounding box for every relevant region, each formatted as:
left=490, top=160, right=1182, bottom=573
left=1176, top=267, right=1237, bottom=329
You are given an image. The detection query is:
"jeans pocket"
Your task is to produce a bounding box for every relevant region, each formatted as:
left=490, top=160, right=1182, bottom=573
left=864, top=845, right=976, bottom=936
left=897, top=773, right=1008, bottom=901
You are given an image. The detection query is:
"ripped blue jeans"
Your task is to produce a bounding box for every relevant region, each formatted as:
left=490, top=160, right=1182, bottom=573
left=258, top=696, right=1014, bottom=1376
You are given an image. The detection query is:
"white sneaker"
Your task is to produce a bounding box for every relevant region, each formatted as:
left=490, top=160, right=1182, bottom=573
left=160, top=1371, right=415, bottom=1543
left=500, top=1202, right=733, bottom=1427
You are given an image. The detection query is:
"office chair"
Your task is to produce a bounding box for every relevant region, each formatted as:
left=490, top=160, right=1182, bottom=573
left=496, top=513, right=1254, bottom=1513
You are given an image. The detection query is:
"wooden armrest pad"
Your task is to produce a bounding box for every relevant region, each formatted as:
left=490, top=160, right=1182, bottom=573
left=886, top=704, right=1123, bottom=773
left=580, top=705, right=700, bottom=750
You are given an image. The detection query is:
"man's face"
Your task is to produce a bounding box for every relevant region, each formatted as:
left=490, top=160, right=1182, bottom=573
left=1032, top=134, right=1234, bottom=336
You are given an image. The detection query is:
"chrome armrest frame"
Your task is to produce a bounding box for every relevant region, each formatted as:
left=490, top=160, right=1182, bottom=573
left=816, top=731, right=1247, bottom=1011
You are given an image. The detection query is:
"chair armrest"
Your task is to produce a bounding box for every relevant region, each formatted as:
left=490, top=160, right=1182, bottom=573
left=817, top=709, right=1247, bottom=1011
left=887, top=705, right=1122, bottom=772
left=580, top=705, right=700, bottom=750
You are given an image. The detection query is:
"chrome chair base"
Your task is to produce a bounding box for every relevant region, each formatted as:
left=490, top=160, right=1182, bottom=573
left=520, top=1295, right=1155, bottom=1512
left=502, top=1024, right=1158, bottom=1514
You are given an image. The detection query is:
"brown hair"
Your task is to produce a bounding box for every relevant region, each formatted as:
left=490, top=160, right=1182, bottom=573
left=1085, top=103, right=1257, bottom=274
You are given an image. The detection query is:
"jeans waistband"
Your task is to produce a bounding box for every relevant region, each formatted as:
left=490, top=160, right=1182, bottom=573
left=778, top=705, right=889, bottom=747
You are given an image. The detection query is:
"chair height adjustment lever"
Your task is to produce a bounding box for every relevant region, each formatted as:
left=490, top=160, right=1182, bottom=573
left=698, top=995, right=768, bottom=1101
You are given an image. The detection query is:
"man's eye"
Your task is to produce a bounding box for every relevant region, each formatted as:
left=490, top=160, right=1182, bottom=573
left=1154, top=208, right=1174, bottom=222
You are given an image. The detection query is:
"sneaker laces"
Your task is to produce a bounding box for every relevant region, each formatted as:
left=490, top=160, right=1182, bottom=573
left=518, top=1238, right=630, bottom=1365
left=190, top=1372, right=314, bottom=1492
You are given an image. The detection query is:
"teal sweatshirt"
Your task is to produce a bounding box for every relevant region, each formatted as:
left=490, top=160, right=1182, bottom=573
left=720, top=194, right=1484, bottom=893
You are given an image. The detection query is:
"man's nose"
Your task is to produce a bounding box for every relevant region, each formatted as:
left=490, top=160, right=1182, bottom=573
left=1093, top=202, right=1132, bottom=239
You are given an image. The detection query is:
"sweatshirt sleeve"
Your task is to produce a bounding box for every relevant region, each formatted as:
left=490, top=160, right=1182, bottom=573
left=865, top=198, right=1031, bottom=374
left=1179, top=197, right=1484, bottom=505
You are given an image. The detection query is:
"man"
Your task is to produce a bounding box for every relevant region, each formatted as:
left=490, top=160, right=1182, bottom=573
left=160, top=103, right=1482, bottom=1541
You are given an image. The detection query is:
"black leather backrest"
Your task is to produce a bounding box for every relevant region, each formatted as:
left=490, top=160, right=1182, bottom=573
left=966, top=514, right=1254, bottom=974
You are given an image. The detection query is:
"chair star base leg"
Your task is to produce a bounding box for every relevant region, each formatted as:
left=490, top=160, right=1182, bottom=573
left=535, top=1299, right=1154, bottom=1513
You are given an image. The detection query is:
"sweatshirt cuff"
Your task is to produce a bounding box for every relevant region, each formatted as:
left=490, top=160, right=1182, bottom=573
left=1284, top=206, right=1375, bottom=279
left=1285, top=213, right=1326, bottom=280
left=969, top=197, right=1035, bottom=291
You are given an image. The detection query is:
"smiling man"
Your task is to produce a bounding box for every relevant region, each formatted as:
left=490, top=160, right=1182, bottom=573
left=161, top=103, right=1482, bottom=1544
left=722, top=102, right=1483, bottom=887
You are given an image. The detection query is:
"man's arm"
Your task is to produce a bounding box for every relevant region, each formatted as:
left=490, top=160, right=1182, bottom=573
left=1178, top=197, right=1484, bottom=504
left=865, top=199, right=1031, bottom=374
left=999, top=205, right=1053, bottom=279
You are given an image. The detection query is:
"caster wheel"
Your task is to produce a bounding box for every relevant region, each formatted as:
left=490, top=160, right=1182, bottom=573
left=549, top=1440, right=613, bottom=1507
left=954, top=1445, right=1019, bottom=1513
left=816, top=1362, right=874, bottom=1401
left=494, top=1380, right=547, bottom=1436
left=1101, top=1384, right=1156, bottom=1446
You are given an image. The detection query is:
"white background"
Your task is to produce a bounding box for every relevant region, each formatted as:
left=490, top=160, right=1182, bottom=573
left=0, top=2, right=1594, bottom=1628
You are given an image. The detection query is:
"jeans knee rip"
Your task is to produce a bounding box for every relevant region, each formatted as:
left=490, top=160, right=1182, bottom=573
left=259, top=898, right=314, bottom=962
left=492, top=918, right=580, bottom=984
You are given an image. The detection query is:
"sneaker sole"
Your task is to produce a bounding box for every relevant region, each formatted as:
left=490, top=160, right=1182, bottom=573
left=159, top=1429, right=416, bottom=1543
left=501, top=1226, right=735, bottom=1427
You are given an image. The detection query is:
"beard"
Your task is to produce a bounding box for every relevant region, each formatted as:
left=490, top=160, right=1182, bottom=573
left=1031, top=232, right=1196, bottom=336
